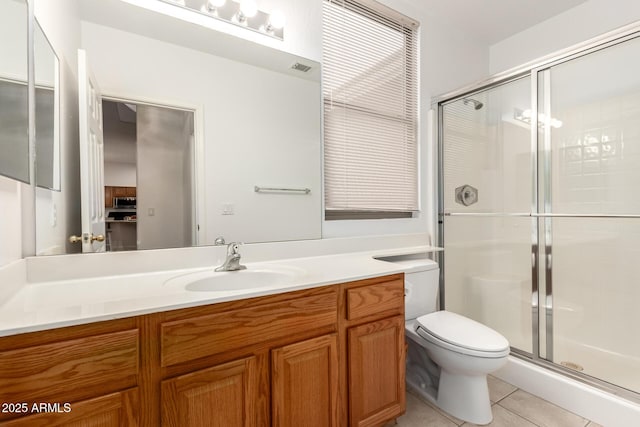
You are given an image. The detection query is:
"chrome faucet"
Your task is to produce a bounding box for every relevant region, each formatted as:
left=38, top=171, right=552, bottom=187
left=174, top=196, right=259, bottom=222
left=215, top=242, right=247, bottom=272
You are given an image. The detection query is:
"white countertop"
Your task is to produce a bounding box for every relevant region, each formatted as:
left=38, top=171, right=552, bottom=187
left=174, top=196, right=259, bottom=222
left=0, top=246, right=440, bottom=337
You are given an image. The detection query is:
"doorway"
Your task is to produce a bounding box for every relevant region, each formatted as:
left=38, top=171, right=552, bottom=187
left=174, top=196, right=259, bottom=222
left=102, top=99, right=195, bottom=251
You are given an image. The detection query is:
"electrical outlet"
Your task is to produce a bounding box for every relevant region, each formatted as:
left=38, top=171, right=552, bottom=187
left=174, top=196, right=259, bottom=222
left=148, top=208, right=155, bottom=216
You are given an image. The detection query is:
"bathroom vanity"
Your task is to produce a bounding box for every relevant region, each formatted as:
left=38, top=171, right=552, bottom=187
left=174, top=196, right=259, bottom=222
left=0, top=270, right=407, bottom=427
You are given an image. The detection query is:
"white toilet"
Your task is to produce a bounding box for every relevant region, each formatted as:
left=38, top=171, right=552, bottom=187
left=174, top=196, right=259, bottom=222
left=402, top=258, right=510, bottom=425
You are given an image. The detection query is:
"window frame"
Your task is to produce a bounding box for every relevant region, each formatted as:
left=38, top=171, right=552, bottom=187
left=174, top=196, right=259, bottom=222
left=322, top=0, right=420, bottom=220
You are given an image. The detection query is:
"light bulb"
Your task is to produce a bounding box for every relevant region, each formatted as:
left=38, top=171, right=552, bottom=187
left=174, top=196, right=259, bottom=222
left=202, top=0, right=225, bottom=13
left=268, top=10, right=286, bottom=30
left=239, top=0, right=258, bottom=18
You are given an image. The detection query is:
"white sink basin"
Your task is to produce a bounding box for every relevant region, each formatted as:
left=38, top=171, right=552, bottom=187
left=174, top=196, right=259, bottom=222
left=164, top=266, right=306, bottom=293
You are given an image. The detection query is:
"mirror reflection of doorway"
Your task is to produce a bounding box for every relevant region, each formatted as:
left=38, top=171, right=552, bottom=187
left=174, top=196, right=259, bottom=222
left=102, top=99, right=195, bottom=251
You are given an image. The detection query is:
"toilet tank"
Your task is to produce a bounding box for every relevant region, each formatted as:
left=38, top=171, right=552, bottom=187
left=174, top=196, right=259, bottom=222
left=405, top=263, right=440, bottom=321
left=375, top=254, right=440, bottom=321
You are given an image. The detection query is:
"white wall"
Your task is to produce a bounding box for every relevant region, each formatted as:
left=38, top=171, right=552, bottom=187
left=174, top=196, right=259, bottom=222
left=136, top=105, right=191, bottom=250
left=104, top=163, right=136, bottom=187
left=490, top=0, right=640, bottom=74
left=0, top=177, right=23, bottom=265
left=34, top=0, right=82, bottom=256
left=103, top=100, right=137, bottom=187
left=0, top=0, right=28, bottom=81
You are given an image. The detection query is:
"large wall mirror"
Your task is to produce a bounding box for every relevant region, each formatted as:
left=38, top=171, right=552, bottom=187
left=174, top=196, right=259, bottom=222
left=34, top=0, right=322, bottom=255
left=0, top=0, right=29, bottom=184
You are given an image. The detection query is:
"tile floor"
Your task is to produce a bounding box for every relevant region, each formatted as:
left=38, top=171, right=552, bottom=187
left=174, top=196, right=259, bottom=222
left=386, top=376, right=603, bottom=427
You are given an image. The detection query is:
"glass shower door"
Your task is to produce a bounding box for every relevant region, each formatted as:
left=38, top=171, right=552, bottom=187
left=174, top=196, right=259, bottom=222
left=441, top=76, right=534, bottom=354
left=539, top=35, right=640, bottom=393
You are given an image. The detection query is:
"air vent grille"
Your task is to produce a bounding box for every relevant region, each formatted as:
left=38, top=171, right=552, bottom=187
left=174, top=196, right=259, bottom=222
left=291, top=62, right=312, bottom=72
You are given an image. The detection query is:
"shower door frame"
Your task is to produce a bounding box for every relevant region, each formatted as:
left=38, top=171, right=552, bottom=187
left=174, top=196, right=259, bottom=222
left=434, top=21, right=640, bottom=403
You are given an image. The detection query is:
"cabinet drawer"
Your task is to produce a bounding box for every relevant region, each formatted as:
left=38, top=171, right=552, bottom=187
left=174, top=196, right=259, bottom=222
left=346, top=278, right=404, bottom=321
left=0, top=329, right=139, bottom=405
left=161, top=291, right=338, bottom=367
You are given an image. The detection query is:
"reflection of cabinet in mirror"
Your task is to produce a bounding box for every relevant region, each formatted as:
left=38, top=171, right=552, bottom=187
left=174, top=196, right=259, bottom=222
left=104, top=186, right=137, bottom=208
left=105, top=186, right=137, bottom=252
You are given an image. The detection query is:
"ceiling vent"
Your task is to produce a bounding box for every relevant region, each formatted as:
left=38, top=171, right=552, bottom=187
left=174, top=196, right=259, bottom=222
left=291, top=62, right=312, bottom=72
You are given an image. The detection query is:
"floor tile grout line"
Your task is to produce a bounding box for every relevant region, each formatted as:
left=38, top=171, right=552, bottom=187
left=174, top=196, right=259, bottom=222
left=494, top=386, right=520, bottom=404
left=495, top=402, right=544, bottom=427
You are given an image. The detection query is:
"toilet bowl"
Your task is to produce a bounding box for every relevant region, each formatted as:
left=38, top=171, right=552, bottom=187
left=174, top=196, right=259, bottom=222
left=391, top=256, right=510, bottom=425
left=411, top=311, right=509, bottom=424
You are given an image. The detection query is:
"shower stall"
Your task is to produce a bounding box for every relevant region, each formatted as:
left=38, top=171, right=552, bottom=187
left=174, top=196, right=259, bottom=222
left=436, top=25, right=640, bottom=400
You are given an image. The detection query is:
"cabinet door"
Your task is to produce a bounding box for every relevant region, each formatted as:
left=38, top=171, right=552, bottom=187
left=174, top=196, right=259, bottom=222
left=272, top=334, right=339, bottom=427
left=125, top=187, right=136, bottom=197
left=0, top=388, right=138, bottom=427
left=104, top=186, right=113, bottom=208
left=161, top=356, right=257, bottom=427
left=348, top=316, right=406, bottom=427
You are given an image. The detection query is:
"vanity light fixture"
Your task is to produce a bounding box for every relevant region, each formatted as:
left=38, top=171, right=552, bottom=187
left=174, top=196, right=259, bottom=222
left=160, top=0, right=285, bottom=40
left=514, top=108, right=563, bottom=129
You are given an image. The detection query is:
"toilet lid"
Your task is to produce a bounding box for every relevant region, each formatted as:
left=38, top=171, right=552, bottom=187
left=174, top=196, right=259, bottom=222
left=416, top=311, right=509, bottom=353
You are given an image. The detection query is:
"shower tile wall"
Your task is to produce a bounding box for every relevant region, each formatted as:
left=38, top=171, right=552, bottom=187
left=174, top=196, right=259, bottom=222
left=552, top=94, right=640, bottom=214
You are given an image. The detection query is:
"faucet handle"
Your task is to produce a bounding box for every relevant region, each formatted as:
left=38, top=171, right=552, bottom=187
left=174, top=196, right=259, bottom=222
left=227, top=242, right=243, bottom=255
left=214, top=236, right=226, bottom=246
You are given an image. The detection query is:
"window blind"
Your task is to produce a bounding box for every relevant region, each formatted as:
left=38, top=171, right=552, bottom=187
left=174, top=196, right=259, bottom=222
left=322, top=0, right=419, bottom=213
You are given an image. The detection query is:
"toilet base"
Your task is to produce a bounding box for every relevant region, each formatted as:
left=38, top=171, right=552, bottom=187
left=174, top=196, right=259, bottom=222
left=436, top=371, right=493, bottom=425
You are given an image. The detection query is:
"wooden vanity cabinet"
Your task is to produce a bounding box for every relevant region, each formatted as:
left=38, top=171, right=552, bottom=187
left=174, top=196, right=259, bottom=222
left=0, top=389, right=139, bottom=427
left=340, top=275, right=406, bottom=427
left=156, top=285, right=339, bottom=427
left=0, top=318, right=140, bottom=426
left=0, top=273, right=405, bottom=427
